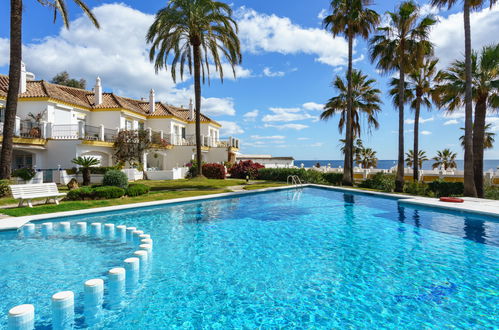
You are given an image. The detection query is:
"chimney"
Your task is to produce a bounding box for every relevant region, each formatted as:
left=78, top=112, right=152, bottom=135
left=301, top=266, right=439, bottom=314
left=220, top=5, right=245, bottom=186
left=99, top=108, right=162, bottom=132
left=149, top=89, right=155, bottom=113
left=189, top=98, right=194, bottom=120
left=20, top=62, right=27, bottom=93
left=94, top=77, right=103, bottom=105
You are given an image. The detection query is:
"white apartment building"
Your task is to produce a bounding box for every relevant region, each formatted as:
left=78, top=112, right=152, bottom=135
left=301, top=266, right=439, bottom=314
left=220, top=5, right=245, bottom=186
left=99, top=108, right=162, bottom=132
left=0, top=64, right=240, bottom=179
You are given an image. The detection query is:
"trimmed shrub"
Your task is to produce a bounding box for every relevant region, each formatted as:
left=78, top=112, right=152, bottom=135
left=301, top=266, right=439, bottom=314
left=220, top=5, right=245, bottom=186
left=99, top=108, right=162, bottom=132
left=322, top=173, right=343, bottom=186
left=12, top=168, right=36, bottom=181
left=404, top=182, right=431, bottom=196
left=303, top=169, right=325, bottom=184
left=202, top=163, right=226, bottom=179
left=102, top=170, right=128, bottom=188
left=428, top=180, right=463, bottom=197
left=66, top=187, right=95, bottom=201
left=126, top=184, right=150, bottom=197
left=93, top=186, right=125, bottom=199
left=257, top=168, right=305, bottom=182
left=229, top=160, right=264, bottom=179
left=359, top=173, right=395, bottom=192
left=0, top=179, right=11, bottom=197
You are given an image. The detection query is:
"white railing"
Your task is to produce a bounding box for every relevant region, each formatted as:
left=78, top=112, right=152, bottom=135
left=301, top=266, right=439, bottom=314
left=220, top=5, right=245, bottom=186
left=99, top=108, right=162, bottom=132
left=51, top=124, right=79, bottom=139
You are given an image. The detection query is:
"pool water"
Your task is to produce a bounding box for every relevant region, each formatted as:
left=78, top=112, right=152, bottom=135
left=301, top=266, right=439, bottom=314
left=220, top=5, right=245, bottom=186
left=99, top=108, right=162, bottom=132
left=0, top=187, right=498, bottom=328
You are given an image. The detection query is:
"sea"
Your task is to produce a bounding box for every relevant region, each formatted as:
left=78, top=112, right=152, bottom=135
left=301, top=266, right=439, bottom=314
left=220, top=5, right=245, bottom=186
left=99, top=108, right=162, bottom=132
left=295, top=160, right=499, bottom=171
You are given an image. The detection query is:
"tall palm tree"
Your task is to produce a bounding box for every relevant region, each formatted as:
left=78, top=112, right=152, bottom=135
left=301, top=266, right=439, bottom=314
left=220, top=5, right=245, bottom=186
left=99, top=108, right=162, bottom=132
left=147, top=0, right=241, bottom=177
left=323, top=0, right=379, bottom=186
left=369, top=1, right=436, bottom=192
left=0, top=0, right=99, bottom=179
left=357, top=147, right=378, bottom=168
left=390, top=58, right=438, bottom=181
left=431, top=0, right=497, bottom=197
left=432, top=149, right=458, bottom=170
left=434, top=44, right=499, bottom=197
left=405, top=149, right=429, bottom=169
left=460, top=124, right=496, bottom=150
left=321, top=70, right=382, bottom=141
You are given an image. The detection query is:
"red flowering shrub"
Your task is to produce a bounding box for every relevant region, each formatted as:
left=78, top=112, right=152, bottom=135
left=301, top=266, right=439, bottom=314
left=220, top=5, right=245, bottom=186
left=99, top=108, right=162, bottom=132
left=229, top=160, right=264, bottom=179
left=202, top=163, right=226, bottom=179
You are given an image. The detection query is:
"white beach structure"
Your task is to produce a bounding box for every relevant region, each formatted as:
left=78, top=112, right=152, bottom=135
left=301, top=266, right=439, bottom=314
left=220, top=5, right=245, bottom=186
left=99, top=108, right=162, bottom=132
left=0, top=64, right=240, bottom=181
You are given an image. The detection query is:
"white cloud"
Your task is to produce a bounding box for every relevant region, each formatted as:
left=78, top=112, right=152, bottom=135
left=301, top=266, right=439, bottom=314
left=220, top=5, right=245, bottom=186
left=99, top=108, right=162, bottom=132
left=0, top=38, right=9, bottom=67
left=208, top=62, right=252, bottom=80
left=311, top=142, right=324, bottom=147
left=421, top=130, right=432, bottom=135
left=262, top=107, right=317, bottom=122
left=317, top=9, right=328, bottom=20
left=202, top=97, right=236, bottom=116
left=431, top=4, right=499, bottom=68
left=302, top=102, right=324, bottom=111
left=219, top=121, right=244, bottom=135
left=236, top=7, right=349, bottom=66
left=420, top=4, right=440, bottom=16
left=263, top=67, right=285, bottom=77
left=243, top=109, right=259, bottom=121
left=486, top=117, right=499, bottom=132
left=297, top=137, right=311, bottom=141
left=404, top=116, right=434, bottom=124
left=250, top=135, right=286, bottom=140
left=444, top=119, right=459, bottom=125
left=264, top=123, right=309, bottom=130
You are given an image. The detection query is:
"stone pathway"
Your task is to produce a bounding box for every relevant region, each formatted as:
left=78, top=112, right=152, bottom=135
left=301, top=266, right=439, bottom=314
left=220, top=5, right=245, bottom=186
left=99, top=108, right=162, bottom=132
left=227, top=185, right=246, bottom=192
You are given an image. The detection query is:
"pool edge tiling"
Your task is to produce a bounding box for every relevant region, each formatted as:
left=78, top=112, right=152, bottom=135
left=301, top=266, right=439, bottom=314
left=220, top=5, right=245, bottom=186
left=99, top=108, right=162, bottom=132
left=1, top=184, right=498, bottom=232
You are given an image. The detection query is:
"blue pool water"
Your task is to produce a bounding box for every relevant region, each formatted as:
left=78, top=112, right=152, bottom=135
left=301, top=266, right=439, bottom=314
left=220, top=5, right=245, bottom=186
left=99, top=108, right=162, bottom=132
left=0, top=187, right=498, bottom=328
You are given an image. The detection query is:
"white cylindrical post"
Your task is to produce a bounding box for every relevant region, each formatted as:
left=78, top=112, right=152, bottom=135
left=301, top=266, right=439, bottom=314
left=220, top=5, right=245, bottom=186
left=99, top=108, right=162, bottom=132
left=51, top=291, right=74, bottom=330
left=138, top=234, right=150, bottom=240
left=90, top=223, right=102, bottom=237
left=83, top=279, right=103, bottom=325
left=124, top=257, right=139, bottom=291
left=75, top=222, right=87, bottom=235
left=59, top=222, right=70, bottom=234
left=108, top=268, right=125, bottom=309
left=116, top=225, right=126, bottom=243
left=140, top=238, right=153, bottom=247
left=22, top=224, right=35, bottom=237
left=133, top=250, right=149, bottom=274
left=8, top=304, right=34, bottom=330
left=103, top=224, right=115, bottom=239
left=126, top=227, right=137, bottom=242
left=41, top=223, right=53, bottom=236
left=139, top=244, right=152, bottom=254
left=132, top=230, right=144, bottom=244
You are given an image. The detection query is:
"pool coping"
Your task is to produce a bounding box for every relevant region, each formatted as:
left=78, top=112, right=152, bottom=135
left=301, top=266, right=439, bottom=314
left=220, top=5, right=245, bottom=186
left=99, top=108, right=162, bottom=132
left=1, top=184, right=498, bottom=231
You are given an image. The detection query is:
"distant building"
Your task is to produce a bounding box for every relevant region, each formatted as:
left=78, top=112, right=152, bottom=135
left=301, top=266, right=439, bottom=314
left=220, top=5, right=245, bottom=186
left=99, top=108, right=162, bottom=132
left=236, top=154, right=294, bottom=168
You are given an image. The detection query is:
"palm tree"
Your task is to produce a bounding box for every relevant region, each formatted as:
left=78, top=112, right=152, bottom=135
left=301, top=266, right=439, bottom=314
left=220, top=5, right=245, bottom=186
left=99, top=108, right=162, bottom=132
left=369, top=1, right=436, bottom=192
left=72, top=156, right=100, bottom=186
left=405, top=149, right=429, bottom=169
left=432, top=149, right=458, bottom=171
left=390, top=58, right=438, bottom=181
left=431, top=0, right=497, bottom=197
left=147, top=0, right=241, bottom=177
left=357, top=147, right=378, bottom=168
left=460, top=124, right=496, bottom=149
left=323, top=0, right=379, bottom=186
left=340, top=138, right=364, bottom=165
left=0, top=1, right=99, bottom=179
left=321, top=70, right=382, bottom=143
left=434, top=44, right=499, bottom=197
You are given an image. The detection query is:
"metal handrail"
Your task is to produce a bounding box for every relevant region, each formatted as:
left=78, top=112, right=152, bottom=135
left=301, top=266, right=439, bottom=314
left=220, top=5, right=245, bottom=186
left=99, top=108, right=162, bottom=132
left=287, top=175, right=302, bottom=186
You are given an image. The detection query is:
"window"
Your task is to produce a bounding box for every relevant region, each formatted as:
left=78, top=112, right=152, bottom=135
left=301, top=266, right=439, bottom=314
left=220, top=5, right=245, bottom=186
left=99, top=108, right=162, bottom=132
left=0, top=105, right=4, bottom=122
left=125, top=119, right=133, bottom=130
left=181, top=127, right=186, bottom=139
left=138, top=122, right=145, bottom=130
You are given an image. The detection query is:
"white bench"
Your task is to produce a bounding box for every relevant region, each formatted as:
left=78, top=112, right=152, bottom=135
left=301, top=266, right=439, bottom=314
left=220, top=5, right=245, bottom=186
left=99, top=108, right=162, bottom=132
left=10, top=183, right=67, bottom=208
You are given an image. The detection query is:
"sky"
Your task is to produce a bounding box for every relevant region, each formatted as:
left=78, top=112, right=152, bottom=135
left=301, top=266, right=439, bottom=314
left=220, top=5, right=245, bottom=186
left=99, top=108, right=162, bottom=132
left=0, top=0, right=498, bottom=160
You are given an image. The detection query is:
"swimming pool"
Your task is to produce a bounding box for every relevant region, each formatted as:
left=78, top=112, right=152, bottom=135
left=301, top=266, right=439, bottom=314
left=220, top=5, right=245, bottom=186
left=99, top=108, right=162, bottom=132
left=1, top=187, right=498, bottom=328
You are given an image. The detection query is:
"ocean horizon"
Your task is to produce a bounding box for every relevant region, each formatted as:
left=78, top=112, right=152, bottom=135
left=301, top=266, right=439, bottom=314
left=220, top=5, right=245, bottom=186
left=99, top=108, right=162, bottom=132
left=295, top=159, right=499, bottom=171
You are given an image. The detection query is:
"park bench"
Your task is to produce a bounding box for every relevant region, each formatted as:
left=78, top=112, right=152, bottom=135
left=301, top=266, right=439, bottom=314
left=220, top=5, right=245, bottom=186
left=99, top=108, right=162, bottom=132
left=10, top=183, right=66, bottom=208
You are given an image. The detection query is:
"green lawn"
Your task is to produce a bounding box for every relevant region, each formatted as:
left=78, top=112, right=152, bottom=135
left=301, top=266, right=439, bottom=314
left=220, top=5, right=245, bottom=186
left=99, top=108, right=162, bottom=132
left=243, top=182, right=289, bottom=190
left=0, top=178, right=286, bottom=217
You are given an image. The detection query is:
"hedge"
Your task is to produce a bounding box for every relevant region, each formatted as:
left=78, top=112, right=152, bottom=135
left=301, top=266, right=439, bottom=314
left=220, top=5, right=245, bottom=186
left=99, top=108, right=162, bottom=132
left=126, top=184, right=150, bottom=197
left=428, top=180, right=464, bottom=197
left=66, top=187, right=95, bottom=200
left=229, top=160, right=264, bottom=179
left=93, top=186, right=125, bottom=199
left=358, top=173, right=395, bottom=192
left=202, top=163, right=226, bottom=179
left=257, top=168, right=343, bottom=185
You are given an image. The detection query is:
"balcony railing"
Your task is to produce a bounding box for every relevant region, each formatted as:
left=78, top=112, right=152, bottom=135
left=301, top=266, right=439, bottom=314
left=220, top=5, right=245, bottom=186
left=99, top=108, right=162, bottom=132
left=84, top=125, right=100, bottom=141
left=52, top=124, right=79, bottom=139
left=104, top=128, right=117, bottom=142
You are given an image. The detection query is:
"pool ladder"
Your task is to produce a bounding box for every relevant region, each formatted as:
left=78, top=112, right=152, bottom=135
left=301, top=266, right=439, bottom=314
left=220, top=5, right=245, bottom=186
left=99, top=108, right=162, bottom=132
left=287, top=175, right=303, bottom=186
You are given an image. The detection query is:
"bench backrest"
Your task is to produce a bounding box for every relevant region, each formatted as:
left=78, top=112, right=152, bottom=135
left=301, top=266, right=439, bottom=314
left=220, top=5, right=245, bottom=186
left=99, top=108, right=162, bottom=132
left=10, top=183, right=60, bottom=198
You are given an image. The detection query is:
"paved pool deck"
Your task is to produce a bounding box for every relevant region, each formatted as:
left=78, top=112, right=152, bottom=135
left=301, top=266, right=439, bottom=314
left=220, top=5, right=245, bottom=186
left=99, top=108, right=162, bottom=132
left=0, top=184, right=498, bottom=232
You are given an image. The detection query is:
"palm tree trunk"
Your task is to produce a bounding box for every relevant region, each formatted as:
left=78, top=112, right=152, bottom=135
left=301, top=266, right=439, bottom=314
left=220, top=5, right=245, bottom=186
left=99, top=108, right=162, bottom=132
left=473, top=98, right=487, bottom=198
left=193, top=43, right=203, bottom=177
left=395, top=61, right=405, bottom=192
left=463, top=0, right=477, bottom=197
left=343, top=33, right=354, bottom=186
left=0, top=0, right=22, bottom=179
left=413, top=96, right=421, bottom=182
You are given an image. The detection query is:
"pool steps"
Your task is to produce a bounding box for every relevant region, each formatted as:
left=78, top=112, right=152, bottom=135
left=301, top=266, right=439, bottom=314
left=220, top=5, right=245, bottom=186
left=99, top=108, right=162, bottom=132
left=7, top=222, right=153, bottom=330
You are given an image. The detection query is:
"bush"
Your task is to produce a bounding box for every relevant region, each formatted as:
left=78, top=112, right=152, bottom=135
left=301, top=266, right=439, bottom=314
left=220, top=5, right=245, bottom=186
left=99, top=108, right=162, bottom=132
left=88, top=166, right=118, bottom=175
left=229, top=160, right=264, bottom=179
left=303, top=169, right=325, bottom=184
left=428, top=180, right=464, bottom=197
left=202, top=163, right=226, bottom=179
left=485, top=185, right=499, bottom=200
left=257, top=168, right=305, bottom=182
left=102, top=170, right=128, bottom=188
left=404, top=182, right=431, bottom=196
left=93, top=186, right=125, bottom=199
left=322, top=173, right=343, bottom=186
left=126, top=184, right=150, bottom=197
left=0, top=179, right=11, bottom=197
left=12, top=168, right=36, bottom=181
left=359, top=173, right=395, bottom=192
left=66, top=187, right=95, bottom=201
